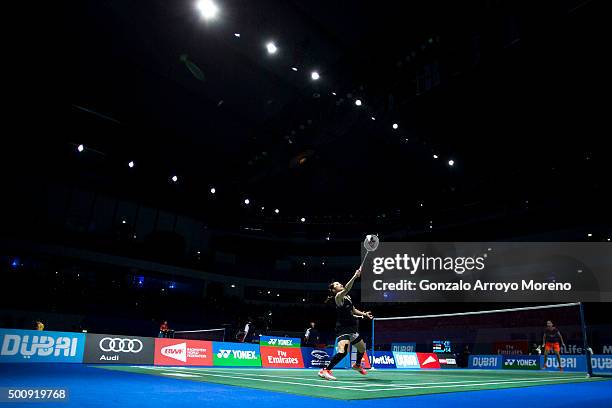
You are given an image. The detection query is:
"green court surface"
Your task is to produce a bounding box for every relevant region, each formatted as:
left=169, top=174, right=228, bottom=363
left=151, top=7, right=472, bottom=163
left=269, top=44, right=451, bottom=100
left=93, top=366, right=609, bottom=400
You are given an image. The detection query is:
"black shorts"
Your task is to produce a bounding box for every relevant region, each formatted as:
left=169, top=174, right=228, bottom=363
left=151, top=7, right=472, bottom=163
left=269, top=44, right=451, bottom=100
left=335, top=331, right=363, bottom=345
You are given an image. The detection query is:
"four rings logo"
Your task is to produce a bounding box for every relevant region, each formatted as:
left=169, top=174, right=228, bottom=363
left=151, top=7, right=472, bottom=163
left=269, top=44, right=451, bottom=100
left=99, top=338, right=143, bottom=353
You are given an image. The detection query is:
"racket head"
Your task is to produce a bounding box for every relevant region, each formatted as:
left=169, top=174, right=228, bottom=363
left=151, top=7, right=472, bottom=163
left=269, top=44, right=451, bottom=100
left=363, top=234, right=380, bottom=252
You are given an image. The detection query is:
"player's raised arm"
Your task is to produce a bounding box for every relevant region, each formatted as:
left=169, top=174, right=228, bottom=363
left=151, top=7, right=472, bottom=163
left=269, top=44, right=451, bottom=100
left=335, top=268, right=361, bottom=304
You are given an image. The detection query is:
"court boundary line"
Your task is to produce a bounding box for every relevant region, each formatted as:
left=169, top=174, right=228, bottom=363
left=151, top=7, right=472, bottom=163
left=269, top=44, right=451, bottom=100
left=362, top=376, right=591, bottom=392
left=135, top=366, right=371, bottom=391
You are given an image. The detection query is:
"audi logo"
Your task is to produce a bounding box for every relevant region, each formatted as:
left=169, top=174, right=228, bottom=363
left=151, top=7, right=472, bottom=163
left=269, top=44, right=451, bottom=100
left=99, top=337, right=143, bottom=353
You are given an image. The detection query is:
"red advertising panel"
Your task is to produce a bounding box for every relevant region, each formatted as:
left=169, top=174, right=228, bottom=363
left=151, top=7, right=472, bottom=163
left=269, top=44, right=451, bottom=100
left=494, top=340, right=529, bottom=355
left=260, top=346, right=304, bottom=368
left=154, top=338, right=213, bottom=366
left=417, top=352, right=441, bottom=369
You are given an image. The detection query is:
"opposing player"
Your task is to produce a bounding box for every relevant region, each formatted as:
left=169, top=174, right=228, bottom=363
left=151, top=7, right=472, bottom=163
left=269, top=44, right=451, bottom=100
left=542, top=320, right=565, bottom=371
left=318, top=267, right=373, bottom=381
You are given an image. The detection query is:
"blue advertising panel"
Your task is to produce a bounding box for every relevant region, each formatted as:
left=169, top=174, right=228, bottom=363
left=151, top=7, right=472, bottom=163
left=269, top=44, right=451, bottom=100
left=370, top=351, right=397, bottom=368
left=259, top=336, right=300, bottom=348
left=301, top=347, right=335, bottom=369
left=0, top=329, right=85, bottom=363
left=392, top=352, right=420, bottom=368
left=468, top=355, right=503, bottom=369
left=391, top=342, right=416, bottom=352
left=541, top=355, right=586, bottom=372
left=591, top=355, right=612, bottom=374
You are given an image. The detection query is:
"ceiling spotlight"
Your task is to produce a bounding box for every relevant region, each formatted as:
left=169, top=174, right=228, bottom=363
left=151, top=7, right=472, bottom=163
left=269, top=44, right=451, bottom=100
left=128, top=160, right=134, bottom=168
left=77, top=144, right=84, bottom=152
left=433, top=154, right=438, bottom=159
left=311, top=71, right=320, bottom=80
left=302, top=262, right=306, bottom=266
left=171, top=175, right=178, bottom=183
left=261, top=206, right=265, bottom=210
left=332, top=92, right=337, bottom=96
left=196, top=0, right=219, bottom=20
left=274, top=208, right=280, bottom=214
left=244, top=198, right=250, bottom=205
left=448, top=159, right=455, bottom=166
left=266, top=42, right=278, bottom=54
left=267, top=290, right=271, bottom=294
left=392, top=123, right=399, bottom=130
left=355, top=99, right=362, bottom=106
left=371, top=116, right=376, bottom=120
left=300, top=217, right=306, bottom=222
left=587, top=233, right=593, bottom=237
left=121, top=220, right=126, bottom=224
left=210, top=187, right=216, bottom=194
left=276, top=293, right=280, bottom=297
left=291, top=67, right=298, bottom=72
left=302, top=298, right=306, bottom=302
left=231, top=284, right=236, bottom=288
left=234, top=33, right=241, bottom=38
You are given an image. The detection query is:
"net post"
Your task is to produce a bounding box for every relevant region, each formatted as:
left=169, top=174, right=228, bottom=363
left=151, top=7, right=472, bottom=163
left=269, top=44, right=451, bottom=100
left=371, top=317, right=375, bottom=368
left=579, top=302, right=593, bottom=377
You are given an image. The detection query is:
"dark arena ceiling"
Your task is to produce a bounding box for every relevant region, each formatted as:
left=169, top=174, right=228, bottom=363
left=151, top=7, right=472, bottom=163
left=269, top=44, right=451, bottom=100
left=6, top=0, right=609, bottom=241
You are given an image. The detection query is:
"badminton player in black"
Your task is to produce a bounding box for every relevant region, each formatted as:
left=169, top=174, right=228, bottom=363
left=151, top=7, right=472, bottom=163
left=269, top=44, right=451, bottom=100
left=318, top=267, right=373, bottom=381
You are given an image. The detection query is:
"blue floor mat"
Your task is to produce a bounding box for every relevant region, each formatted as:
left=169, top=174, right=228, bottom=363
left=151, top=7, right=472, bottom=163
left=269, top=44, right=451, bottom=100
left=1, top=364, right=611, bottom=408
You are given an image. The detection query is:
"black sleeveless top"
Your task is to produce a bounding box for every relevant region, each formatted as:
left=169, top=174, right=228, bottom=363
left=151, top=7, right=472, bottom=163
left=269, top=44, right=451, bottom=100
left=336, top=295, right=359, bottom=333
left=544, top=327, right=561, bottom=342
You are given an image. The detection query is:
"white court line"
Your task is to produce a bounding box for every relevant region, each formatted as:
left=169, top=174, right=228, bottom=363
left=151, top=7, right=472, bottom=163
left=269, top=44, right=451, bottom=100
left=184, top=367, right=491, bottom=386
left=195, top=368, right=370, bottom=381
left=362, top=376, right=588, bottom=392
left=133, top=366, right=369, bottom=391
left=189, top=368, right=583, bottom=383
left=346, top=376, right=576, bottom=388
left=160, top=372, right=200, bottom=378
left=127, top=367, right=589, bottom=394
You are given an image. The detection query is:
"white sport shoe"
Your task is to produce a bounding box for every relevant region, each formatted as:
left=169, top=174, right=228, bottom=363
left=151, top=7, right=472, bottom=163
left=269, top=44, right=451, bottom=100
left=318, top=368, right=337, bottom=381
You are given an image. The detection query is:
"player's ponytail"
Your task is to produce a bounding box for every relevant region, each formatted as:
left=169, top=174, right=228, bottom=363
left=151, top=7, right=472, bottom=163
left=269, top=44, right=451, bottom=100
left=324, top=282, right=335, bottom=304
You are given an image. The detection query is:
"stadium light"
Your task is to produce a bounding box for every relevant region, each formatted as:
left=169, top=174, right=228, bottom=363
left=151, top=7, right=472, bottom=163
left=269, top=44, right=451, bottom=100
left=266, top=42, right=278, bottom=54
left=196, top=0, right=219, bottom=20
left=311, top=71, right=320, bottom=80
